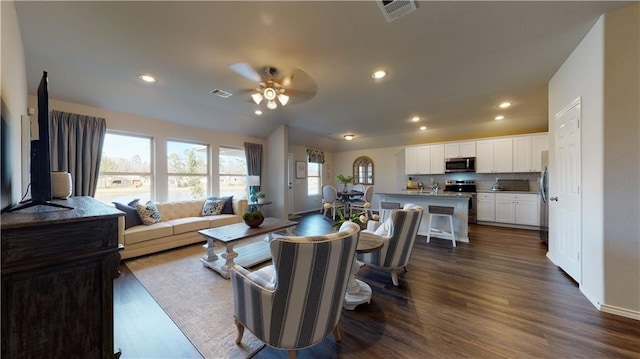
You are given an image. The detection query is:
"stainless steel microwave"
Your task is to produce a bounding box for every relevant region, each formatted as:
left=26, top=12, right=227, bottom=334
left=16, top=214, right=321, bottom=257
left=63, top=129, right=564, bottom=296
left=445, top=157, right=476, bottom=172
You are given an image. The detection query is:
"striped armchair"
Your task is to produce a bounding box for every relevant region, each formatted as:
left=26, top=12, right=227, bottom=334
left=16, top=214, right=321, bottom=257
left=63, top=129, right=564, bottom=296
left=230, top=221, right=360, bottom=358
left=356, top=204, right=423, bottom=286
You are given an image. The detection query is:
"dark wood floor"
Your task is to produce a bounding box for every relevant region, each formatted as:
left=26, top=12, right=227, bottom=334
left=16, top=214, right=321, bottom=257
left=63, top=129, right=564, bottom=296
left=115, top=213, right=640, bottom=358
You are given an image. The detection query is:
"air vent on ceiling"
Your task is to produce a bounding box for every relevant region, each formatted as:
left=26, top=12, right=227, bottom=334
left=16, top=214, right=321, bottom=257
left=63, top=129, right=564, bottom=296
left=210, top=89, right=232, bottom=98
left=377, top=0, right=416, bottom=22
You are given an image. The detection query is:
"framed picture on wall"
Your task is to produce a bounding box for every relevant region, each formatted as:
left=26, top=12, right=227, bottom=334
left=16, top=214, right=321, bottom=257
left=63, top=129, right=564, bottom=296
left=295, top=161, right=306, bottom=179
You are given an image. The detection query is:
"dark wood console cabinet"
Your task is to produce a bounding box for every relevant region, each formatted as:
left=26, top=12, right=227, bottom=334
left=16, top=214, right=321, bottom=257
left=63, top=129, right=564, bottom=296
left=1, top=197, right=124, bottom=358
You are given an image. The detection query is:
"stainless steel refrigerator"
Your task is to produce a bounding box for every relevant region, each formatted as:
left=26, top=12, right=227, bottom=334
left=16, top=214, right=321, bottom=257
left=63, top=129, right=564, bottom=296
left=539, top=150, right=549, bottom=243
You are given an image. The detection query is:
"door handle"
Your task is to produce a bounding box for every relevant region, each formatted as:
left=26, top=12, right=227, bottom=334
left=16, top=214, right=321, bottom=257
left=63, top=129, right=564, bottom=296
left=549, top=197, right=558, bottom=201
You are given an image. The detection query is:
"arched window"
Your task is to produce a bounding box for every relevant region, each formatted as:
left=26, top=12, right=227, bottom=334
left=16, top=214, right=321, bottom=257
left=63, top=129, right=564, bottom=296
left=353, top=156, right=374, bottom=185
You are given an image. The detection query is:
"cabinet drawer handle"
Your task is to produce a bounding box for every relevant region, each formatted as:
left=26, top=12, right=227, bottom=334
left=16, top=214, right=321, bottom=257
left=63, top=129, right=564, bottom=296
left=549, top=197, right=558, bottom=201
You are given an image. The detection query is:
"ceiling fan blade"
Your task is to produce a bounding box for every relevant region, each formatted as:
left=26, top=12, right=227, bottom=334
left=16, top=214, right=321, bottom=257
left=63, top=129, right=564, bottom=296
left=285, top=88, right=317, bottom=102
left=229, top=62, right=262, bottom=83
left=281, top=68, right=317, bottom=104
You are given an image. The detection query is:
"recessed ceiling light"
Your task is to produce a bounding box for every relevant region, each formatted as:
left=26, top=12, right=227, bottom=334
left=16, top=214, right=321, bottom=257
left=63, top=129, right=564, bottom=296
left=254, top=110, right=262, bottom=115
left=420, top=126, right=427, bottom=131
left=498, top=101, right=512, bottom=109
left=372, top=70, right=387, bottom=79
left=138, top=74, right=157, bottom=83
left=495, top=115, right=505, bottom=120
left=411, top=116, right=420, bottom=122
left=344, top=134, right=355, bottom=140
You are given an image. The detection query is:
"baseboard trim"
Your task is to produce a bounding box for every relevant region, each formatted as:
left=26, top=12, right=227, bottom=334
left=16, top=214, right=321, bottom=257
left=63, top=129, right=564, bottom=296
left=600, top=304, right=640, bottom=320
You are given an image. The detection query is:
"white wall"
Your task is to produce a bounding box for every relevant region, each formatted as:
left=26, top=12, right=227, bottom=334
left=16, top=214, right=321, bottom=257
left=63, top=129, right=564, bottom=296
left=1, top=1, right=29, bottom=209
left=548, top=3, right=640, bottom=319
left=548, top=15, right=605, bottom=309
left=602, top=4, right=640, bottom=315
left=333, top=145, right=405, bottom=210
left=266, top=125, right=287, bottom=219
left=35, top=97, right=265, bottom=202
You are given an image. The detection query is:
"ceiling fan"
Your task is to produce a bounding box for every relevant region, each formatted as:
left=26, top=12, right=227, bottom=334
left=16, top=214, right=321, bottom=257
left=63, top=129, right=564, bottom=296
left=229, top=62, right=317, bottom=109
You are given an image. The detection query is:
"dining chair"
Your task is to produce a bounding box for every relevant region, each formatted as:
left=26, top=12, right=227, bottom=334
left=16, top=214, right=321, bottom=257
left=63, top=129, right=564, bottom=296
left=230, top=221, right=360, bottom=359
left=356, top=203, right=423, bottom=286
left=352, top=183, right=365, bottom=200
left=349, top=185, right=374, bottom=217
left=322, top=185, right=346, bottom=220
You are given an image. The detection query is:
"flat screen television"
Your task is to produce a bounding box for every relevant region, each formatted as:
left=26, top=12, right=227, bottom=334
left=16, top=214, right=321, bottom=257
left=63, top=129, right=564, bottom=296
left=7, top=71, right=71, bottom=211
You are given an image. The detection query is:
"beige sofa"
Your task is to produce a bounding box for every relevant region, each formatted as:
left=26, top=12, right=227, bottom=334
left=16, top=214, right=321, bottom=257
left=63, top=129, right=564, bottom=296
left=118, top=198, right=247, bottom=260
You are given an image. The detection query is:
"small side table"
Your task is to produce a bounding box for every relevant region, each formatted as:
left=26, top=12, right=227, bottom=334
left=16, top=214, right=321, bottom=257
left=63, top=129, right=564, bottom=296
left=248, top=201, right=272, bottom=212
left=344, top=235, right=384, bottom=310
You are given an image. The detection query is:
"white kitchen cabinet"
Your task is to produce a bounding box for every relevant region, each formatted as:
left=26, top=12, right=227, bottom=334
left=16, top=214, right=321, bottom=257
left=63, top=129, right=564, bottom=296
left=405, top=145, right=442, bottom=174
left=417, top=146, right=431, bottom=174
left=444, top=143, right=459, bottom=159
left=494, top=193, right=539, bottom=226
left=459, top=141, right=476, bottom=157
left=444, top=141, right=476, bottom=159
left=530, top=134, right=549, bottom=172
left=429, top=144, right=445, bottom=174
left=476, top=138, right=513, bottom=173
left=477, top=192, right=495, bottom=222
left=405, top=146, right=431, bottom=174
left=512, top=136, right=533, bottom=173
left=405, top=147, right=419, bottom=174
left=513, top=134, right=549, bottom=172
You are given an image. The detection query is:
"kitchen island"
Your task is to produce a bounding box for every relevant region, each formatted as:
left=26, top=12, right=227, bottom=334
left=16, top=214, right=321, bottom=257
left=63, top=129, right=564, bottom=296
left=377, top=191, right=471, bottom=243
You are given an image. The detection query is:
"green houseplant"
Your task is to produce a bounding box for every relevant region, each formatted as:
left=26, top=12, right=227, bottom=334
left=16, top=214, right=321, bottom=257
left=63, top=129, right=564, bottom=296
left=242, top=210, right=264, bottom=228
left=336, top=174, right=355, bottom=193
left=255, top=191, right=266, bottom=204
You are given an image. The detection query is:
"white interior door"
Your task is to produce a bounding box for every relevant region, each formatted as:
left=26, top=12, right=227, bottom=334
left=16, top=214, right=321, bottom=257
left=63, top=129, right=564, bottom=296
left=550, top=98, right=582, bottom=283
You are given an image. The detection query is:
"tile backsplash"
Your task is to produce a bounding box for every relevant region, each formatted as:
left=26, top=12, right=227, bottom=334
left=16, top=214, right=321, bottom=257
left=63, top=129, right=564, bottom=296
left=407, top=172, right=541, bottom=192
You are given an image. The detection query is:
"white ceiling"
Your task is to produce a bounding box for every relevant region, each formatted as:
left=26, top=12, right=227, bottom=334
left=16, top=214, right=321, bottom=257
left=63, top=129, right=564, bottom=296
left=14, top=1, right=632, bottom=151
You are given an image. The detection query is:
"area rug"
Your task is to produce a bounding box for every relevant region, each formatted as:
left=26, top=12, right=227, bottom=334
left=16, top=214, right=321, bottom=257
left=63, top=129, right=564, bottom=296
left=125, top=244, right=265, bottom=359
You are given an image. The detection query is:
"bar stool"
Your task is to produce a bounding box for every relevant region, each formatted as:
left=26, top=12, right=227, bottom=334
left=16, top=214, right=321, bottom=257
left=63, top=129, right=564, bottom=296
left=378, top=202, right=401, bottom=222
left=426, top=205, right=456, bottom=247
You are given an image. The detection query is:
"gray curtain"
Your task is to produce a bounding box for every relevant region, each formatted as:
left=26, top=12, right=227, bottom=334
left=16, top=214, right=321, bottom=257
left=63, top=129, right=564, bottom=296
left=50, top=110, right=106, bottom=197
left=244, top=142, right=262, bottom=192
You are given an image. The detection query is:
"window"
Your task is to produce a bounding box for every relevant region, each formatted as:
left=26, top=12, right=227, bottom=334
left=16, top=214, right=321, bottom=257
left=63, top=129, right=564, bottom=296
left=95, top=132, right=153, bottom=205
left=353, top=156, right=374, bottom=185
left=167, top=140, right=209, bottom=201
left=219, top=146, right=247, bottom=198
left=307, top=162, right=321, bottom=196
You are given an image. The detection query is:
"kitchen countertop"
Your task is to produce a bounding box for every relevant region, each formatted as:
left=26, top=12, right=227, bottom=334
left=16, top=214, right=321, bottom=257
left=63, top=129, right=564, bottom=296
left=476, top=190, right=540, bottom=194
left=381, top=191, right=472, bottom=198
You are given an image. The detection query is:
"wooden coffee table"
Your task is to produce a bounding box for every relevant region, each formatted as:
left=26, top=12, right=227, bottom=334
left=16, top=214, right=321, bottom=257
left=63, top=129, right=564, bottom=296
left=199, top=217, right=297, bottom=279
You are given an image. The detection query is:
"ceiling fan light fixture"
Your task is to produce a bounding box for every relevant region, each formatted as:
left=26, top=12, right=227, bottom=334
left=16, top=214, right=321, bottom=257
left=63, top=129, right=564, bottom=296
left=263, top=87, right=277, bottom=101
left=277, top=94, right=289, bottom=106
left=267, top=100, right=277, bottom=110
left=251, top=93, right=263, bottom=105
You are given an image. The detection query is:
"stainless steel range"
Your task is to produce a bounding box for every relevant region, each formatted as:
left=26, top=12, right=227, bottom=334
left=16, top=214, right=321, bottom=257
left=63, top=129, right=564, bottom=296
left=444, top=180, right=477, bottom=224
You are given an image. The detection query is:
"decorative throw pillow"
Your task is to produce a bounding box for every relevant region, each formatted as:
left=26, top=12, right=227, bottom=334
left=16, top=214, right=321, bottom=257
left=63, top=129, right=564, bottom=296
left=374, top=218, right=393, bottom=237
left=136, top=201, right=162, bottom=225
left=207, top=196, right=234, bottom=214
left=113, top=199, right=142, bottom=229
left=202, top=199, right=226, bottom=216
